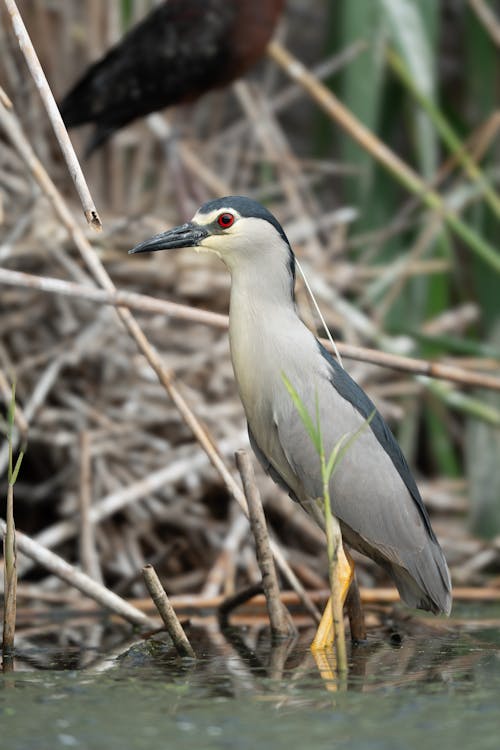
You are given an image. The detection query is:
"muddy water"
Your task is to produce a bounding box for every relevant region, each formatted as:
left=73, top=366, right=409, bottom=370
left=1, top=608, right=499, bottom=750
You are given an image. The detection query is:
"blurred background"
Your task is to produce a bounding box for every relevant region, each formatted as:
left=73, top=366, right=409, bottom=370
left=0, top=0, right=499, bottom=622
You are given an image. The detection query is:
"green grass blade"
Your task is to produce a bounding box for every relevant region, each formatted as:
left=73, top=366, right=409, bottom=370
left=10, top=451, right=24, bottom=487
left=325, top=409, right=377, bottom=482
left=281, top=373, right=321, bottom=454
left=325, top=433, right=351, bottom=482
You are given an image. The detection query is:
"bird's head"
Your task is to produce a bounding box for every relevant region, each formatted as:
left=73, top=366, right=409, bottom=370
left=130, top=196, right=296, bottom=295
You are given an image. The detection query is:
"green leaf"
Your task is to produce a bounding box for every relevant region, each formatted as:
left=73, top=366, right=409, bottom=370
left=325, top=433, right=351, bottom=482
left=281, top=373, right=321, bottom=454
left=9, top=450, right=24, bottom=487
left=325, top=409, right=377, bottom=482
left=7, top=381, right=16, bottom=429
left=380, top=0, right=434, bottom=96
left=314, top=390, right=324, bottom=460
left=338, top=0, right=386, bottom=201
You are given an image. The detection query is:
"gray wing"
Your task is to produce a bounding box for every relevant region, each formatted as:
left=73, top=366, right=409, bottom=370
left=248, top=426, right=300, bottom=505
left=269, top=348, right=451, bottom=614
left=318, top=343, right=436, bottom=538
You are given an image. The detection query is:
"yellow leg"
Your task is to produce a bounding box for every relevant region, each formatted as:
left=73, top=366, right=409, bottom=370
left=311, top=545, right=355, bottom=651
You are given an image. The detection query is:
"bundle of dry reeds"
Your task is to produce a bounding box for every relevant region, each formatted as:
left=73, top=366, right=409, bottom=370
left=1, top=1, right=499, bottom=662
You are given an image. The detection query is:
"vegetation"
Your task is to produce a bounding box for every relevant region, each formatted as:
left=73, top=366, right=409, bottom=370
left=321, top=0, right=500, bottom=534
left=0, top=0, right=498, bottom=666
left=2, top=382, right=24, bottom=670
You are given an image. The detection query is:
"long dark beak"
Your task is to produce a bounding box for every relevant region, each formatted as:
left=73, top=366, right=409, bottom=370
left=129, top=222, right=209, bottom=254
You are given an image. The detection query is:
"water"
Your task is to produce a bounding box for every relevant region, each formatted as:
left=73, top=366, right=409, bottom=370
left=1, top=609, right=499, bottom=750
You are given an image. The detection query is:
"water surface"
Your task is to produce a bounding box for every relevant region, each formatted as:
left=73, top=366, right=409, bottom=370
left=1, top=607, right=499, bottom=750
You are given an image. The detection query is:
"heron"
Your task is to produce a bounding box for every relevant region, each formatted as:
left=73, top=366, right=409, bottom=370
left=60, top=0, right=285, bottom=155
left=129, top=196, right=452, bottom=648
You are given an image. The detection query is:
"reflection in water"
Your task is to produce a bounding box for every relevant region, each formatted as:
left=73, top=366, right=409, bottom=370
left=4, top=606, right=500, bottom=696
left=214, top=617, right=499, bottom=697
left=1, top=611, right=500, bottom=750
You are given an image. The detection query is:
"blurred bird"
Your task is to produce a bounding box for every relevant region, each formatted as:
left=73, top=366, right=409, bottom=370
left=60, top=0, right=285, bottom=155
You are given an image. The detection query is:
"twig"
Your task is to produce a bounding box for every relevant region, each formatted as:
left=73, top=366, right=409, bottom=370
left=14, top=584, right=497, bottom=621
left=0, top=519, right=155, bottom=629
left=2, top=483, right=16, bottom=672
left=142, top=564, right=195, bottom=658
left=1, top=0, right=102, bottom=229
left=335, top=341, right=500, bottom=391
left=2, top=382, right=23, bottom=672
left=0, top=267, right=499, bottom=391
left=0, top=85, right=12, bottom=109
left=235, top=450, right=295, bottom=639
left=78, top=431, right=103, bottom=583
left=0, top=267, right=228, bottom=329
left=218, top=582, right=264, bottom=628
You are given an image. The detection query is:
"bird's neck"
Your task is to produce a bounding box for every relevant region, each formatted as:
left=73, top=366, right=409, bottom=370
left=227, top=260, right=303, bottom=413
left=228, top=252, right=296, bottom=314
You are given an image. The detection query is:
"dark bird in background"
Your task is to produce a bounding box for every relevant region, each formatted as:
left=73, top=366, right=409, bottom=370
left=60, top=0, right=285, bottom=155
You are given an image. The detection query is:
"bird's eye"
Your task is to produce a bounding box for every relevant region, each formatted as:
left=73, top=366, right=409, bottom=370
left=217, top=212, right=235, bottom=229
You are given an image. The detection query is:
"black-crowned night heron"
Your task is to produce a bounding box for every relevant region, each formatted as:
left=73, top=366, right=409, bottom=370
left=130, top=196, right=452, bottom=648
left=60, top=0, right=285, bottom=154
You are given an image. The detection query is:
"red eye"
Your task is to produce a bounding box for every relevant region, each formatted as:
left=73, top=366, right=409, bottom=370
left=217, top=212, right=234, bottom=229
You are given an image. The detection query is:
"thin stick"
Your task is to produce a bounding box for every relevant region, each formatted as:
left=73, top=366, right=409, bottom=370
left=334, top=341, right=500, bottom=391
left=142, top=564, right=195, bottom=658
left=218, top=582, right=265, bottom=627
left=0, top=520, right=155, bottom=629
left=0, top=267, right=228, bottom=329
left=235, top=450, right=295, bottom=638
left=0, top=85, right=12, bottom=109
left=134, top=585, right=500, bottom=620
left=0, top=101, right=319, bottom=624
left=2, top=0, right=102, bottom=230
left=2, top=486, right=16, bottom=671
left=2, top=382, right=23, bottom=671
left=78, top=431, right=103, bottom=583
left=0, top=267, right=498, bottom=392
left=14, top=584, right=498, bottom=621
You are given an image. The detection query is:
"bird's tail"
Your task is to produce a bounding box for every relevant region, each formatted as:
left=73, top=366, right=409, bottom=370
left=390, top=539, right=452, bottom=615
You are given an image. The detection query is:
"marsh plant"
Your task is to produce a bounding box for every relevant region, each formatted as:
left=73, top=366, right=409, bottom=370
left=282, top=372, right=374, bottom=672
left=2, top=382, right=25, bottom=671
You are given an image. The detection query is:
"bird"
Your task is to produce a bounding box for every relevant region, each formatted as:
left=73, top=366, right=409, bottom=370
left=129, top=196, right=452, bottom=648
left=60, top=0, right=285, bottom=155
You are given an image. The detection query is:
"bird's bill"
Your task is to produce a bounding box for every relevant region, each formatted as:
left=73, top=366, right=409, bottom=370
left=129, top=222, right=209, bottom=254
